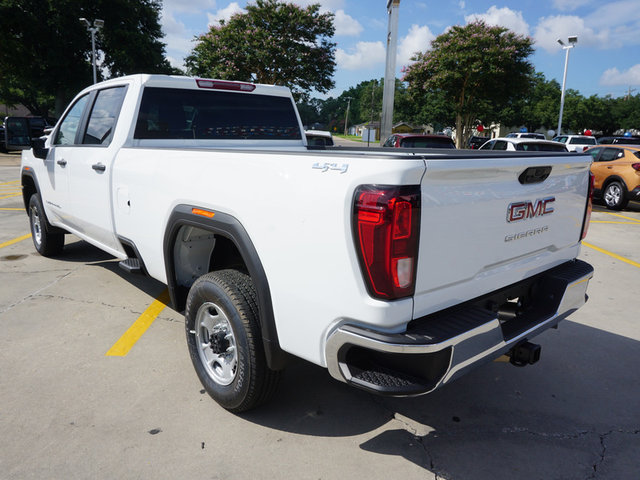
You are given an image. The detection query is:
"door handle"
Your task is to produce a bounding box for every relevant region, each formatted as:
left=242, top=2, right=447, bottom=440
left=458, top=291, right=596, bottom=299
left=57, top=159, right=67, bottom=167
left=92, top=163, right=106, bottom=172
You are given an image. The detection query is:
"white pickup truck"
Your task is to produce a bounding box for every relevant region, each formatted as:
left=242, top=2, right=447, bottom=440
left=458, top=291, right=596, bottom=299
left=21, top=75, right=594, bottom=412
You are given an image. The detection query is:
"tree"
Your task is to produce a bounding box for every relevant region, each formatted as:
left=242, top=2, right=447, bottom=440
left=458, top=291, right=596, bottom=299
left=403, top=21, right=534, bottom=148
left=185, top=0, right=336, bottom=102
left=0, top=0, right=176, bottom=117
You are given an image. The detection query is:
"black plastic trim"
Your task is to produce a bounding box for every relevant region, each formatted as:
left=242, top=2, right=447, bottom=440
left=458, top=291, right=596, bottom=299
left=163, top=205, right=287, bottom=370
left=117, top=236, right=149, bottom=276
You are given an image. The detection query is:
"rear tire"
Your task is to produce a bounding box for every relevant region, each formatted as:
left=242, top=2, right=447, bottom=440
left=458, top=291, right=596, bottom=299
left=185, top=269, right=280, bottom=412
left=28, top=193, right=64, bottom=256
left=603, top=181, right=628, bottom=210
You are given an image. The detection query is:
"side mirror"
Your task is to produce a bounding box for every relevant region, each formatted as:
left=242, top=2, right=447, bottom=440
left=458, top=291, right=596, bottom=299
left=31, top=137, right=49, bottom=160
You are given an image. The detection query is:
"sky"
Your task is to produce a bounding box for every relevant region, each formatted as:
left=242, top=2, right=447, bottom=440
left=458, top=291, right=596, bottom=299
left=160, top=0, right=640, bottom=100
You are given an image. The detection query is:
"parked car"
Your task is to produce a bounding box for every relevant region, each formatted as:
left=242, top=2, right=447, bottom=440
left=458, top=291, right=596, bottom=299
left=467, top=135, right=491, bottom=149
left=479, top=137, right=568, bottom=152
left=552, top=134, right=597, bottom=152
left=382, top=133, right=455, bottom=149
left=585, top=145, right=640, bottom=210
left=505, top=132, right=546, bottom=140
left=305, top=130, right=334, bottom=147
left=597, top=136, right=640, bottom=145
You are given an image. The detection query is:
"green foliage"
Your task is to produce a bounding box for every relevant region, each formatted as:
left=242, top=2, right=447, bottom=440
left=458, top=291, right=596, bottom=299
left=0, top=0, right=175, bottom=116
left=186, top=0, right=336, bottom=102
left=403, top=20, right=534, bottom=147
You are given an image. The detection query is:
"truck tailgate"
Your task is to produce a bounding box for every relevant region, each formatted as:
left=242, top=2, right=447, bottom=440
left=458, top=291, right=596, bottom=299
left=413, top=153, right=591, bottom=318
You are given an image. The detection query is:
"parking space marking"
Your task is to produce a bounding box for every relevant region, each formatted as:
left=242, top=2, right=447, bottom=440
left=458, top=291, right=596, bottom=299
left=0, top=180, right=20, bottom=186
left=0, top=233, right=31, bottom=249
left=603, top=212, right=640, bottom=223
left=0, top=208, right=24, bottom=211
left=0, top=193, right=22, bottom=200
left=105, top=289, right=170, bottom=357
left=583, top=242, right=640, bottom=269
left=591, top=220, right=640, bottom=224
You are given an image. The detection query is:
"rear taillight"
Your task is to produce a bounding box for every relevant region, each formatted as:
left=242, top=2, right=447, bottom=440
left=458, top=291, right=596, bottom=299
left=581, top=172, right=594, bottom=240
left=632, top=163, right=640, bottom=171
left=353, top=185, right=421, bottom=299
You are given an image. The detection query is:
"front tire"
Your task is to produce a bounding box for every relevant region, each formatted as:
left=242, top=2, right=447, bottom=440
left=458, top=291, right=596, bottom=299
left=28, top=193, right=64, bottom=256
left=603, top=181, right=628, bottom=210
left=185, top=270, right=280, bottom=412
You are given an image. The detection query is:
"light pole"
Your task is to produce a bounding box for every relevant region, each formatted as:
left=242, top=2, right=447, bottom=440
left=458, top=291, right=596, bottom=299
left=343, top=97, right=352, bottom=136
left=380, top=0, right=400, bottom=145
left=557, top=35, right=577, bottom=135
left=79, top=17, right=104, bottom=84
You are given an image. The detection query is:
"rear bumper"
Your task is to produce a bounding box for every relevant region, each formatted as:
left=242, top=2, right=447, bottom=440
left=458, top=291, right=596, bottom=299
left=325, top=259, right=594, bottom=396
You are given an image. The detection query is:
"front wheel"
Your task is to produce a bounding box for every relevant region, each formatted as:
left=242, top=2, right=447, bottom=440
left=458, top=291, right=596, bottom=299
left=603, top=181, right=628, bottom=210
left=185, top=270, right=280, bottom=412
left=28, top=193, right=64, bottom=256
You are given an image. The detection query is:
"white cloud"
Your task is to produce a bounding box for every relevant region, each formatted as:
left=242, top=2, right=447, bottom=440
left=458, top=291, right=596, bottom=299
left=552, top=0, right=592, bottom=12
left=600, top=64, right=640, bottom=86
left=397, top=24, right=435, bottom=67
left=533, top=15, right=606, bottom=52
left=465, top=6, right=530, bottom=36
left=164, top=0, right=217, bottom=15
left=207, top=2, right=246, bottom=27
left=334, top=9, right=363, bottom=36
left=458, top=1, right=466, bottom=10
left=336, top=41, right=385, bottom=70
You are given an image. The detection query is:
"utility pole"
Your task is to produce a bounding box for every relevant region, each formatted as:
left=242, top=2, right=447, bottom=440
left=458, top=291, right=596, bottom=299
left=625, top=87, right=637, bottom=100
left=380, top=0, right=400, bottom=146
left=368, top=81, right=376, bottom=148
left=343, top=97, right=352, bottom=136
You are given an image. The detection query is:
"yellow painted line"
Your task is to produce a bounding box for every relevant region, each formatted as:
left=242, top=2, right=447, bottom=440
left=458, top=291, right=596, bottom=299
left=0, top=208, right=24, bottom=211
left=591, top=221, right=640, bottom=224
left=105, top=289, right=170, bottom=357
left=583, top=242, right=640, bottom=269
left=0, top=193, right=22, bottom=200
left=0, top=233, right=31, bottom=249
left=604, top=212, right=640, bottom=223
left=0, top=180, right=19, bottom=186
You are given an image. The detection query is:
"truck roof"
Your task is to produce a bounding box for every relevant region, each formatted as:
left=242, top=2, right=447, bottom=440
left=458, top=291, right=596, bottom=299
left=79, top=74, right=294, bottom=98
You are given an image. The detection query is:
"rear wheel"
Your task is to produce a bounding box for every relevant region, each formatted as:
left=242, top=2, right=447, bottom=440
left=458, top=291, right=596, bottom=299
left=603, top=181, right=628, bottom=210
left=28, top=193, right=64, bottom=256
left=185, top=269, right=280, bottom=412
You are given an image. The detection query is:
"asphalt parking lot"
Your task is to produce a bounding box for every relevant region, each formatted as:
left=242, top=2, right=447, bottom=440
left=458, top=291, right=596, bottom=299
left=1, top=151, right=638, bottom=479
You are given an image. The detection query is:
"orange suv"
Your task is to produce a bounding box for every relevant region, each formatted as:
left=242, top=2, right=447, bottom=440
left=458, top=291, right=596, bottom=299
left=586, top=145, right=640, bottom=210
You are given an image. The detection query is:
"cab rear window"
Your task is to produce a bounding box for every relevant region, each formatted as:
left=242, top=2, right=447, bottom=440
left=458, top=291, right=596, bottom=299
left=134, top=87, right=301, bottom=140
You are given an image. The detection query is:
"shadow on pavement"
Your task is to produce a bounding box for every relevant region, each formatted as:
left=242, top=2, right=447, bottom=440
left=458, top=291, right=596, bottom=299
left=242, top=321, right=640, bottom=479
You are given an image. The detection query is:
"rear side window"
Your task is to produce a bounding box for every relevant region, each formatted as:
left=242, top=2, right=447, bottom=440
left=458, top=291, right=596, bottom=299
left=517, top=142, right=567, bottom=152
left=600, top=148, right=622, bottom=161
left=134, top=87, right=301, bottom=140
left=83, top=87, right=127, bottom=145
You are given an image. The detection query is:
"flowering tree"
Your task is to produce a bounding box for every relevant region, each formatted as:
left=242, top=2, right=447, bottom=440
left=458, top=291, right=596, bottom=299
left=186, top=0, right=335, bottom=101
left=403, top=21, right=534, bottom=147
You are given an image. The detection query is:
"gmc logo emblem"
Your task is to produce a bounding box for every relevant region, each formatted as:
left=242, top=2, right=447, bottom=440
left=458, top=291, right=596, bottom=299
left=507, top=197, right=555, bottom=223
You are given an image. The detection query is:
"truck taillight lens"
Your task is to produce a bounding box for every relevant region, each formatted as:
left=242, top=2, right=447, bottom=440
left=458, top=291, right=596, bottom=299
left=581, top=172, right=594, bottom=240
left=353, top=185, right=421, bottom=299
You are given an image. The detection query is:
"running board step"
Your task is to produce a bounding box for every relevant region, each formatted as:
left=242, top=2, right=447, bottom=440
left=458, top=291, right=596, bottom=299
left=119, top=258, right=143, bottom=274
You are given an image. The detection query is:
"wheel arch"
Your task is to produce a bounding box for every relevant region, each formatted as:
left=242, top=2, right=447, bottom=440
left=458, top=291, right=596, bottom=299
left=602, top=175, right=629, bottom=193
left=163, top=204, right=288, bottom=370
left=21, top=168, right=39, bottom=212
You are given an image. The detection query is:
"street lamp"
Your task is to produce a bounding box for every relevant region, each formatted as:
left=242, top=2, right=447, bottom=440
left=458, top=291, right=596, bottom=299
left=343, top=97, right=352, bottom=136
left=557, top=35, right=577, bottom=135
left=79, top=17, right=104, bottom=84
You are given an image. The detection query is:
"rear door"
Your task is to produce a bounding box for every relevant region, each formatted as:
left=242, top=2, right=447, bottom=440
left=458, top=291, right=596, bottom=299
left=590, top=147, right=623, bottom=190
left=412, top=153, right=591, bottom=318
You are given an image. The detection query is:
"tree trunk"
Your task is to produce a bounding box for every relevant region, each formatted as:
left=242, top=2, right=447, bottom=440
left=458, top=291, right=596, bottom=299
left=455, top=114, right=463, bottom=149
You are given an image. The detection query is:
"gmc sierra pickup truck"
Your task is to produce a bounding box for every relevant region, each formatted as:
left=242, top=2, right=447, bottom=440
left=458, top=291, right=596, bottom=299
left=21, top=75, right=594, bottom=412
